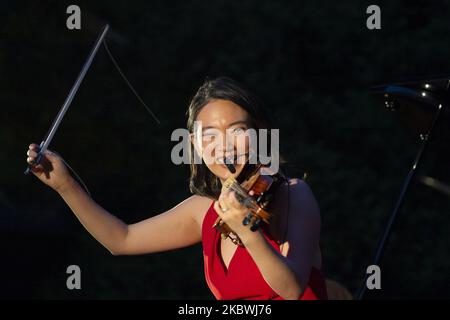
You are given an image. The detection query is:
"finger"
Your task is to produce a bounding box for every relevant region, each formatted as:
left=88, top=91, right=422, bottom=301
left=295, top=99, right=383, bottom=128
left=218, top=191, right=228, bottom=208
left=227, top=191, right=242, bottom=208
left=27, top=156, right=42, bottom=167
left=222, top=188, right=236, bottom=205
left=29, top=144, right=41, bottom=153
left=214, top=201, right=225, bottom=220
left=27, top=150, right=38, bottom=157
left=26, top=157, right=43, bottom=172
left=218, top=198, right=229, bottom=212
left=217, top=192, right=232, bottom=214
left=219, top=187, right=229, bottom=199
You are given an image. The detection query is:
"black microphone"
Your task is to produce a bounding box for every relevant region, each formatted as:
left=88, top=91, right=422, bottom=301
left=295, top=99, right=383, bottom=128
left=223, top=156, right=236, bottom=174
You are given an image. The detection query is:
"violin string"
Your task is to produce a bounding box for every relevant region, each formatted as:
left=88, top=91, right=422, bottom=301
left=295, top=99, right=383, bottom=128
left=226, top=180, right=244, bottom=198
left=102, top=39, right=161, bottom=125
left=228, top=181, right=257, bottom=210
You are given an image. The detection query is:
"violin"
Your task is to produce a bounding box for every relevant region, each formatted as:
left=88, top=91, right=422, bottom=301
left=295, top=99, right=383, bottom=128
left=213, top=156, right=287, bottom=246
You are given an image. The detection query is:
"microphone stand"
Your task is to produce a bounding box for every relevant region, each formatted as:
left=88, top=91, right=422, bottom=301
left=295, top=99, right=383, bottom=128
left=356, top=97, right=445, bottom=299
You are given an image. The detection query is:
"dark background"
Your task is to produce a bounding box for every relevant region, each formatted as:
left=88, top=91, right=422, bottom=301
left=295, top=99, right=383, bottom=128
left=1, top=0, right=449, bottom=299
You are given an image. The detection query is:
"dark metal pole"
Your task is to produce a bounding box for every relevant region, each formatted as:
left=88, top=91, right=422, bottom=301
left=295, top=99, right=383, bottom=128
left=356, top=103, right=444, bottom=299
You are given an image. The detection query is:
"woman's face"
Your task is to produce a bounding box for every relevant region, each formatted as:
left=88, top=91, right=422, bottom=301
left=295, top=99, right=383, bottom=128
left=193, top=99, right=252, bottom=182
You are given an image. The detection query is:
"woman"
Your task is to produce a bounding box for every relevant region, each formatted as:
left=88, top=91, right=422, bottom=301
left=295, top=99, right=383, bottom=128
left=25, top=77, right=327, bottom=300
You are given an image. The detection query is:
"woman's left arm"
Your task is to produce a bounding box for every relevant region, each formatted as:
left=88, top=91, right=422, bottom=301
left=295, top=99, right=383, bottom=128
left=216, top=179, right=321, bottom=300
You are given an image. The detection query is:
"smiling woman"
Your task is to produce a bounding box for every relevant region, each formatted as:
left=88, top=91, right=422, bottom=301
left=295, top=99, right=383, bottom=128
left=25, top=76, right=327, bottom=300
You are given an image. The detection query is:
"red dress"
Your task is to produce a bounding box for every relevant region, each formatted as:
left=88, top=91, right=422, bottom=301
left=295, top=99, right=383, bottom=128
left=202, top=201, right=328, bottom=300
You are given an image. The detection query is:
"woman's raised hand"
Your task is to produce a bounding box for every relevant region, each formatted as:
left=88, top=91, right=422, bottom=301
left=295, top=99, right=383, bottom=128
left=26, top=143, right=73, bottom=193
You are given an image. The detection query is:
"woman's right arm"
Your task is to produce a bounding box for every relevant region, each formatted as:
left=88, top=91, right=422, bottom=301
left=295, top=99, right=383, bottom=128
left=26, top=143, right=208, bottom=256
left=57, top=179, right=129, bottom=255
left=59, top=181, right=206, bottom=255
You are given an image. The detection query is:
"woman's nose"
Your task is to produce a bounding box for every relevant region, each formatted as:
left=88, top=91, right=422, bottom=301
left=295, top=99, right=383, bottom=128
left=217, top=135, right=235, bottom=154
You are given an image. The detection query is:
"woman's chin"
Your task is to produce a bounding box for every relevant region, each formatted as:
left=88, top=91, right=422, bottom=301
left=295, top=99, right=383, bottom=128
left=215, top=165, right=233, bottom=180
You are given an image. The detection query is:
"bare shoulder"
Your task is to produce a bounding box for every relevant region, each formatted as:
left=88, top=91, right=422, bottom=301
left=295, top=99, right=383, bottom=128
left=287, top=177, right=310, bottom=189
left=279, top=178, right=323, bottom=276
left=270, top=178, right=320, bottom=239
left=287, top=178, right=314, bottom=197
left=287, top=178, right=321, bottom=218
left=181, top=194, right=214, bottom=228
left=273, top=178, right=319, bottom=210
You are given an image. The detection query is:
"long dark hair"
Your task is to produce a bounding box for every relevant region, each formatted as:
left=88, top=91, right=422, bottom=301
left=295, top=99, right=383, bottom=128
left=187, top=77, right=271, bottom=200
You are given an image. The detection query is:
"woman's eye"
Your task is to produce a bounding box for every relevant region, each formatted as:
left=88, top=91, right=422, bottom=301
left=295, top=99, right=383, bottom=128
left=202, top=132, right=218, bottom=140
left=231, top=127, right=246, bottom=135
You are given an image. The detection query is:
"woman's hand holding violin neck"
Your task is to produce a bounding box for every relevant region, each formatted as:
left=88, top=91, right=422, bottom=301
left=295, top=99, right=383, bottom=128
left=214, top=189, right=259, bottom=242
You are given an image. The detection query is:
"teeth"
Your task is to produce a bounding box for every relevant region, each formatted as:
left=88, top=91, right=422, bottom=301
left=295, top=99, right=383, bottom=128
left=217, top=154, right=245, bottom=164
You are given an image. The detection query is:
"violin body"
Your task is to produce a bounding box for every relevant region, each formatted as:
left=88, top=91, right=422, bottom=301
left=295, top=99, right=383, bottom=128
left=213, top=162, right=287, bottom=246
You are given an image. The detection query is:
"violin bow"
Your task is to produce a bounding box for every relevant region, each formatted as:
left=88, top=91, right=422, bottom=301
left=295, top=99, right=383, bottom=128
left=24, top=24, right=160, bottom=183
left=24, top=24, right=110, bottom=175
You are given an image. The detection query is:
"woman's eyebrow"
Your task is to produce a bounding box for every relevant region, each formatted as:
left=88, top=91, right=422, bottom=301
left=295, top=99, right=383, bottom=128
left=202, top=120, right=248, bottom=130
left=227, top=120, right=249, bottom=127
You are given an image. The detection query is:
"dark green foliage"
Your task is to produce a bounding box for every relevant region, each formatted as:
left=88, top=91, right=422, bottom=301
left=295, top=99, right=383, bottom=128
left=1, top=0, right=449, bottom=299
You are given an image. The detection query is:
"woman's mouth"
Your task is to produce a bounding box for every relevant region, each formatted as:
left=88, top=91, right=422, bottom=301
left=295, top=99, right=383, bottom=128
left=216, top=154, right=247, bottom=165
left=215, top=154, right=248, bottom=174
